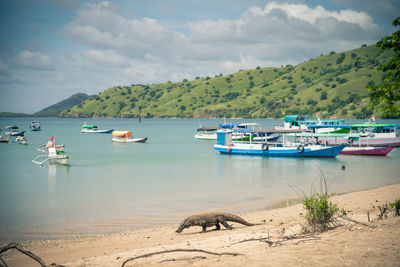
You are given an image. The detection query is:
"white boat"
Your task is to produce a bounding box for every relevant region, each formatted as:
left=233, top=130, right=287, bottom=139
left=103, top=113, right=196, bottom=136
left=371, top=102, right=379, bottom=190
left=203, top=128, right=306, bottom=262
left=308, top=123, right=400, bottom=147
left=275, top=115, right=346, bottom=134
left=32, top=147, right=69, bottom=166
left=112, top=131, right=147, bottom=143
left=194, top=126, right=218, bottom=140
left=36, top=143, right=65, bottom=153
left=81, top=122, right=113, bottom=133
left=30, top=120, right=41, bottom=131
left=195, top=122, right=262, bottom=141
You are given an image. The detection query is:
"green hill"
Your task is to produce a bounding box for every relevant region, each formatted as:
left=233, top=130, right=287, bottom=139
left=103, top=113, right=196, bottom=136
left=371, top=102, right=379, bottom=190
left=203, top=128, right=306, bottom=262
left=59, top=45, right=397, bottom=119
left=35, top=93, right=90, bottom=117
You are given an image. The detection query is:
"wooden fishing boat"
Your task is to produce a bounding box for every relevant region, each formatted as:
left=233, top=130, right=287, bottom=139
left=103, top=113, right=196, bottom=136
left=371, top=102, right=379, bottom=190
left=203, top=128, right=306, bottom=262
left=81, top=122, right=113, bottom=133
left=214, top=130, right=344, bottom=158
left=112, top=131, right=147, bottom=143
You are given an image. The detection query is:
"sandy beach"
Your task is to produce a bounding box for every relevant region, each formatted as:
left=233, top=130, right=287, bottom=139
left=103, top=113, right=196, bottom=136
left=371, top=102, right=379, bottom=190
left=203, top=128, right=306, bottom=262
left=2, top=183, right=400, bottom=267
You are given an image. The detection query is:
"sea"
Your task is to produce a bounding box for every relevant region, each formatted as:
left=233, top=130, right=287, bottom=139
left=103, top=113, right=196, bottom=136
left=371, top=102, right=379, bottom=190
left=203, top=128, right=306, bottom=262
left=1, top=117, right=399, bottom=242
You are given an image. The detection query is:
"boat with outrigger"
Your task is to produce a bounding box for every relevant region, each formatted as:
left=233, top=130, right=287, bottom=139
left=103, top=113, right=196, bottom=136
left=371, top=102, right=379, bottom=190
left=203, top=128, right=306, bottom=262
left=81, top=122, right=113, bottom=133
left=32, top=136, right=69, bottom=166
left=214, top=129, right=345, bottom=157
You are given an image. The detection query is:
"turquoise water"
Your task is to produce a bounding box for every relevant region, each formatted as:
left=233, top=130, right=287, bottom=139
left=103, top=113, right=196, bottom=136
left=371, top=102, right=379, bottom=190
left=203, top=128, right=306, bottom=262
left=1, top=117, right=400, bottom=241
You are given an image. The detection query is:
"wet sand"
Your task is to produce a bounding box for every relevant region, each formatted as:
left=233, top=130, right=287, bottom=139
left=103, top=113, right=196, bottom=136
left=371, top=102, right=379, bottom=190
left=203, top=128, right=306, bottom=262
left=2, top=183, right=400, bottom=266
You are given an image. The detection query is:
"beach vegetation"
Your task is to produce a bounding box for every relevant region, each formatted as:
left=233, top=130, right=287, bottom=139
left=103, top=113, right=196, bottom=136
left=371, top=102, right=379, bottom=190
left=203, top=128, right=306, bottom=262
left=302, top=166, right=340, bottom=232
left=303, top=193, right=339, bottom=231
left=389, top=198, right=400, bottom=216
left=367, top=16, right=400, bottom=117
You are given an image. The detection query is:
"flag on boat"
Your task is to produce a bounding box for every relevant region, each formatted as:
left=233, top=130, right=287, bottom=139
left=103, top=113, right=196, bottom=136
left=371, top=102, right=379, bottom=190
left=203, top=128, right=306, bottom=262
left=50, top=135, right=54, bottom=141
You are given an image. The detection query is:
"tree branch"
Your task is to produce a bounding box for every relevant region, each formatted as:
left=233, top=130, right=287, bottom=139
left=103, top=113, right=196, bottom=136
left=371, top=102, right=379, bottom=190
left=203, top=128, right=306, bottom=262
left=121, top=248, right=242, bottom=267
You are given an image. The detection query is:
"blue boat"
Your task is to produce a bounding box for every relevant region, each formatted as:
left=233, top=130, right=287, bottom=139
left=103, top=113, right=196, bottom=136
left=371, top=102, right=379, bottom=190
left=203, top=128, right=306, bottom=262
left=4, top=126, right=25, bottom=136
left=214, top=130, right=345, bottom=158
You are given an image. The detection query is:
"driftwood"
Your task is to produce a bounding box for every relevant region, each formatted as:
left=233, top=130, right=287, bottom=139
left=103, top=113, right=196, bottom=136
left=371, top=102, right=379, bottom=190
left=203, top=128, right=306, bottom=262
left=121, top=248, right=242, bottom=267
left=339, top=215, right=377, bottom=228
left=160, top=255, right=207, bottom=263
left=233, top=231, right=320, bottom=247
left=0, top=242, right=65, bottom=267
left=377, top=204, right=389, bottom=220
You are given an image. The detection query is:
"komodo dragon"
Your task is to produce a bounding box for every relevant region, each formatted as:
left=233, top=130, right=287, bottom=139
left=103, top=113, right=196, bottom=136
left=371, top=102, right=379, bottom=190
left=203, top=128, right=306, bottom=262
left=176, top=212, right=255, bottom=233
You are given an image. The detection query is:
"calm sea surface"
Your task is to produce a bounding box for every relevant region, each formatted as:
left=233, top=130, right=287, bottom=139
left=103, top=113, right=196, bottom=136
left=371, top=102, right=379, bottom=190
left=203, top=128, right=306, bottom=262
left=1, top=117, right=399, bottom=241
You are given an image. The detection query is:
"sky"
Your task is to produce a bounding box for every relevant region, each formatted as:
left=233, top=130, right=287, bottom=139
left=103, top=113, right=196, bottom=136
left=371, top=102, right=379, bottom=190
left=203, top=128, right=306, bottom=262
left=0, top=0, right=399, bottom=113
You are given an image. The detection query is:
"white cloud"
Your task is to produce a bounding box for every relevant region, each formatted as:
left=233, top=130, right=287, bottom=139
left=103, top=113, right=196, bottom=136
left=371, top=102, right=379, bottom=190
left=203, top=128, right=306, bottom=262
left=62, top=1, right=386, bottom=85
left=83, top=49, right=128, bottom=66
left=15, top=50, right=54, bottom=70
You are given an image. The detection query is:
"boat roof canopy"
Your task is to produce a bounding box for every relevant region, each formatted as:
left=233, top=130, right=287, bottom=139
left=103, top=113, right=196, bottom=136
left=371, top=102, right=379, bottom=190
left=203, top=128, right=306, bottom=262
left=5, top=126, right=19, bottom=129
left=197, top=126, right=218, bottom=131
left=251, top=129, right=311, bottom=134
left=112, top=131, right=132, bottom=137
left=83, top=125, right=98, bottom=129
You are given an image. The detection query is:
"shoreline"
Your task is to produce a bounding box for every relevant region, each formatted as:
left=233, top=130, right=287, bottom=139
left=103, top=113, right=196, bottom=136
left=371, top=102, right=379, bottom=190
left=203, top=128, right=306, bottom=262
left=2, top=183, right=400, bottom=266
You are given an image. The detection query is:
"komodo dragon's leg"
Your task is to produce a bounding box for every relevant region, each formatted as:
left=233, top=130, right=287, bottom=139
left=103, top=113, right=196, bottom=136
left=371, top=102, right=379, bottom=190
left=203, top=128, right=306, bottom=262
left=218, top=216, right=233, bottom=230
left=201, top=225, right=207, bottom=232
left=215, top=223, right=221, bottom=230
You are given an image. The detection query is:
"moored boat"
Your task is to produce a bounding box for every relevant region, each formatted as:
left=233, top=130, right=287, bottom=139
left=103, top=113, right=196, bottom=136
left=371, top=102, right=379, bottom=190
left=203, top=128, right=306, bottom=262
left=214, top=130, right=344, bottom=158
left=30, top=120, right=41, bottom=131
left=340, top=146, right=395, bottom=156
left=0, top=129, right=9, bottom=143
left=308, top=124, right=400, bottom=147
left=112, top=131, right=147, bottom=143
left=194, top=126, right=218, bottom=140
left=32, top=136, right=69, bottom=166
left=81, top=122, right=113, bottom=133
left=275, top=114, right=346, bottom=134
left=4, top=126, right=25, bottom=136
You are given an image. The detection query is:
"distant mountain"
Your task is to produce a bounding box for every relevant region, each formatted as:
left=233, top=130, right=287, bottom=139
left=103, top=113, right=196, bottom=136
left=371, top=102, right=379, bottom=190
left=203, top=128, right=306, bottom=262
left=0, top=112, right=31, bottom=117
left=34, top=93, right=91, bottom=117
left=59, top=45, right=399, bottom=119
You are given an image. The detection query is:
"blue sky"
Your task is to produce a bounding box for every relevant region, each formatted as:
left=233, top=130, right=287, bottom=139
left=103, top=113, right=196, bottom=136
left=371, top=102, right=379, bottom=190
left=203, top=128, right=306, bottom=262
left=1, top=0, right=399, bottom=113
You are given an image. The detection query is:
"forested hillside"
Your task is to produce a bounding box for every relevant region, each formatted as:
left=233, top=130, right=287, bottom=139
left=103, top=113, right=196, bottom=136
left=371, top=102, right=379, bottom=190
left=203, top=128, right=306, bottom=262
left=60, top=45, right=396, bottom=119
left=35, top=93, right=90, bottom=117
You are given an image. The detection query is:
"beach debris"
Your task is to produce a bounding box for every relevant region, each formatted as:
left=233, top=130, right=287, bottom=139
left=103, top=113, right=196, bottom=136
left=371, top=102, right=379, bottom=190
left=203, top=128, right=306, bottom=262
left=0, top=242, right=65, bottom=267
left=377, top=203, right=389, bottom=220
left=175, top=212, right=256, bottom=233
left=121, top=249, right=242, bottom=267
left=233, top=231, right=320, bottom=247
left=339, top=215, right=376, bottom=228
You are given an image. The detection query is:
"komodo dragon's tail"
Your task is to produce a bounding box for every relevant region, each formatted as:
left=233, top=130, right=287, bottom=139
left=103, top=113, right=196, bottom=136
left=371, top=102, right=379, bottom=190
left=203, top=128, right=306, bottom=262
left=222, top=213, right=255, bottom=226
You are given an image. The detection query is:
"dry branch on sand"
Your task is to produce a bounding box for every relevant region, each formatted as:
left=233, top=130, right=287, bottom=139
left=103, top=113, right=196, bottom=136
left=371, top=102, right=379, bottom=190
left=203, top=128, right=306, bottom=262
left=121, top=248, right=242, bottom=267
left=0, top=243, right=65, bottom=267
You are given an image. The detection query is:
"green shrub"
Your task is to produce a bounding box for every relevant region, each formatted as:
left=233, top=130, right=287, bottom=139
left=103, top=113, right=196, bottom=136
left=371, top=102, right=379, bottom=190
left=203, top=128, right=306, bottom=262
left=389, top=198, right=400, bottom=216
left=303, top=193, right=339, bottom=231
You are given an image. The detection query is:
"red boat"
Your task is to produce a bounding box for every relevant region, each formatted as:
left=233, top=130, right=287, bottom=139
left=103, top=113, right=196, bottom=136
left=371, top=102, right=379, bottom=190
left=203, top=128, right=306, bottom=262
left=340, top=146, right=395, bottom=156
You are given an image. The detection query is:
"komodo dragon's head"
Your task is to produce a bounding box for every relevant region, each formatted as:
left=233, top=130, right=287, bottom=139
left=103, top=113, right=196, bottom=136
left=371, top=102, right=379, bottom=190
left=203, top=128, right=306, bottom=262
left=176, top=216, right=199, bottom=233
left=176, top=218, right=189, bottom=233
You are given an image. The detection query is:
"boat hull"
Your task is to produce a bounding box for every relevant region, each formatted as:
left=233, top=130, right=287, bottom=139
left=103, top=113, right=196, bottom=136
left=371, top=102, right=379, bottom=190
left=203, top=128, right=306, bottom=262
left=214, top=144, right=345, bottom=158
left=340, top=146, right=395, bottom=156
left=112, top=137, right=147, bottom=143
left=8, top=131, right=25, bottom=136
left=81, top=129, right=113, bottom=134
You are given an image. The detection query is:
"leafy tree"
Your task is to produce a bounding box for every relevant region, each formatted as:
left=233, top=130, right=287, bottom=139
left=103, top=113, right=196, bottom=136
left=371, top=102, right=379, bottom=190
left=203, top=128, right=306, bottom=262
left=367, top=16, right=400, bottom=116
